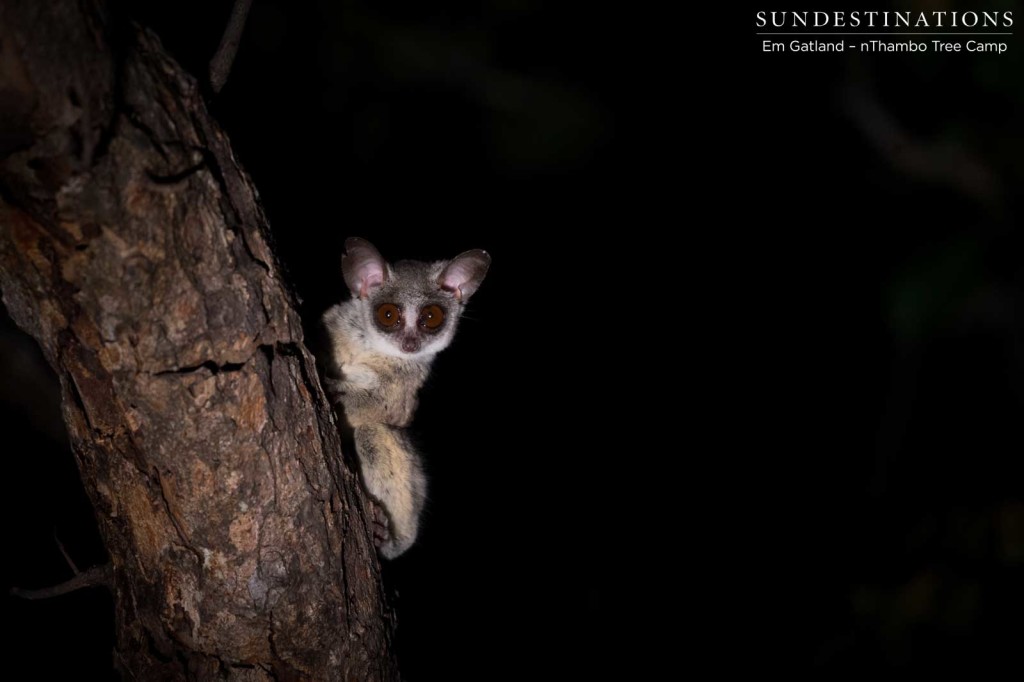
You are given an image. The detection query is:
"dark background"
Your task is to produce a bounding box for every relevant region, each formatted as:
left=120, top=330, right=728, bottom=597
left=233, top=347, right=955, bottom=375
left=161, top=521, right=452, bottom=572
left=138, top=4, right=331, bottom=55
left=734, top=0, right=1024, bottom=671
left=2, top=0, right=1023, bottom=675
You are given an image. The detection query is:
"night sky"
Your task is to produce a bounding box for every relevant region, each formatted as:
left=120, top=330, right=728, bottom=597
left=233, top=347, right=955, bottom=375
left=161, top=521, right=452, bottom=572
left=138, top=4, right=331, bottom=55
left=3, top=0, right=1024, bottom=676
left=734, top=1, right=1024, bottom=670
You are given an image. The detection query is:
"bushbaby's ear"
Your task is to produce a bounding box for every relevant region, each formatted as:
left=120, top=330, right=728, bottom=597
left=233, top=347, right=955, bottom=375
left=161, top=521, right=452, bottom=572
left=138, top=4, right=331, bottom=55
left=439, top=249, right=490, bottom=301
left=342, top=238, right=389, bottom=298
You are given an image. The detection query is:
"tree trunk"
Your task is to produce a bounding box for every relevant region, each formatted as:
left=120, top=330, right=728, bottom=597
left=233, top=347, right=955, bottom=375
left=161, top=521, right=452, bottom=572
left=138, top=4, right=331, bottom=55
left=0, top=1, right=398, bottom=679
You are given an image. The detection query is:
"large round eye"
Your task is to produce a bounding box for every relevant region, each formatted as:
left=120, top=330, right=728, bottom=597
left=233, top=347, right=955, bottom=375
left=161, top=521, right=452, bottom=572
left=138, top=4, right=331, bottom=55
left=376, top=303, right=402, bottom=330
left=419, top=304, right=445, bottom=331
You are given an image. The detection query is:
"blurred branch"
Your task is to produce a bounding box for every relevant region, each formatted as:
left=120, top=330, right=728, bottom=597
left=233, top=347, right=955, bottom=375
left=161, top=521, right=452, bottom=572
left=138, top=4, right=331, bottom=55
left=209, top=0, right=253, bottom=93
left=10, top=564, right=112, bottom=600
left=54, top=531, right=80, bottom=575
left=839, top=78, right=1001, bottom=208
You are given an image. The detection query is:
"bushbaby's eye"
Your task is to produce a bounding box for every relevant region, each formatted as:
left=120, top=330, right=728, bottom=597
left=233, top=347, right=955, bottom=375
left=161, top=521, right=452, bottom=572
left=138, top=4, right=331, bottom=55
left=376, top=303, right=402, bottom=330
left=419, top=304, right=445, bottom=331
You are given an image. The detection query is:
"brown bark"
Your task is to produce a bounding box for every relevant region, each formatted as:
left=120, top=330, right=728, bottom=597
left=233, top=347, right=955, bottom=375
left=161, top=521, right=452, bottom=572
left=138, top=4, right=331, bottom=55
left=0, top=1, right=398, bottom=679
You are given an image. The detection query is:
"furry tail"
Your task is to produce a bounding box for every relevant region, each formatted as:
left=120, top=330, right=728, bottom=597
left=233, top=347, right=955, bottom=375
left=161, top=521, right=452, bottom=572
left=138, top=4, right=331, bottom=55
left=353, top=424, right=427, bottom=559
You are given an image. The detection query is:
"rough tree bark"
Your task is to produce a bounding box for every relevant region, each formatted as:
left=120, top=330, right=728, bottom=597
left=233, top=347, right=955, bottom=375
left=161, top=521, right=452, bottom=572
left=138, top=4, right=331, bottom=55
left=0, top=1, right=399, bottom=679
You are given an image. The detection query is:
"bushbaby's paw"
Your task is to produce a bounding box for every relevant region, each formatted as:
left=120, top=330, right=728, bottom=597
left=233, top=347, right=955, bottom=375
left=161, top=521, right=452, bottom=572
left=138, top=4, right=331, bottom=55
left=370, top=499, right=391, bottom=547
left=323, top=377, right=348, bottom=397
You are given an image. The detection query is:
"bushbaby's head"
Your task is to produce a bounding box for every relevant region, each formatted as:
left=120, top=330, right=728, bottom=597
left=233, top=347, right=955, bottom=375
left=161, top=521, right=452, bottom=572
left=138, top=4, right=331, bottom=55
left=341, top=238, right=490, bottom=360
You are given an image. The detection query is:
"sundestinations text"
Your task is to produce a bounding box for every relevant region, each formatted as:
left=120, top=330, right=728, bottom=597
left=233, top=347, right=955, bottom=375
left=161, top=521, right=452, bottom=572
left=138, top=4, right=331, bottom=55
left=756, top=10, right=1013, bottom=29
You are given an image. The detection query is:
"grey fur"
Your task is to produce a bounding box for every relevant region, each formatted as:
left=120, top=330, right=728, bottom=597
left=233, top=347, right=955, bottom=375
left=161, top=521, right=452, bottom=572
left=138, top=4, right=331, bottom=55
left=322, top=238, right=489, bottom=558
